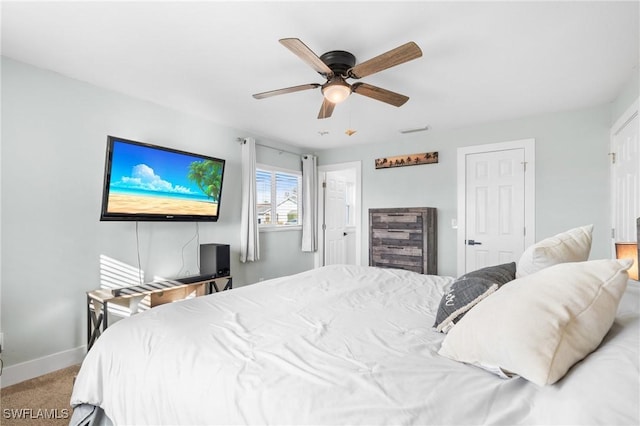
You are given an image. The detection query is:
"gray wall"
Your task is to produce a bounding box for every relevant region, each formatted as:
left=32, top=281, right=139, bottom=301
left=318, top=104, right=621, bottom=277
left=611, top=70, right=639, bottom=122
left=0, top=58, right=313, bottom=367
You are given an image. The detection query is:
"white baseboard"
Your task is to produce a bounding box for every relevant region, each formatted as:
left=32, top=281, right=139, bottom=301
left=0, top=345, right=86, bottom=388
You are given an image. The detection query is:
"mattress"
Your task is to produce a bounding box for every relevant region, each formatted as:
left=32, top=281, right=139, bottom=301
left=70, top=264, right=640, bottom=425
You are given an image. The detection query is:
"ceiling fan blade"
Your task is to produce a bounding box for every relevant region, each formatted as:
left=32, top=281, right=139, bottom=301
left=318, top=98, right=335, bottom=119
left=349, top=42, right=422, bottom=79
left=253, top=83, right=321, bottom=99
left=352, top=82, right=409, bottom=107
left=279, top=38, right=334, bottom=77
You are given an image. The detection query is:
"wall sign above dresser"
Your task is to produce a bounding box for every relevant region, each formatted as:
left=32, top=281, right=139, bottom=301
left=369, top=207, right=437, bottom=274
left=374, top=151, right=438, bottom=169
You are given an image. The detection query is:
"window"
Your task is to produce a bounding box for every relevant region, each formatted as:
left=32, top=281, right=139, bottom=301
left=256, top=164, right=301, bottom=229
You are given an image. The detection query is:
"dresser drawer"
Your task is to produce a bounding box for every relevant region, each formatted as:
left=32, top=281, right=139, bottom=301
left=371, top=246, right=424, bottom=273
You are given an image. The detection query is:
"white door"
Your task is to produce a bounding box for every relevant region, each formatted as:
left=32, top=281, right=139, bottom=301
left=316, top=163, right=362, bottom=267
left=610, top=102, right=639, bottom=245
left=457, top=139, right=535, bottom=275
left=324, top=172, right=347, bottom=265
left=465, top=149, right=526, bottom=271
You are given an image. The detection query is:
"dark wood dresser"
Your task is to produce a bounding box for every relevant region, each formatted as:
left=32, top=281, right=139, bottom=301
left=369, top=207, right=437, bottom=274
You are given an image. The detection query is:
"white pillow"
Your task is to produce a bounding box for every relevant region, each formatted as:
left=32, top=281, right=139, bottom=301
left=516, top=224, right=593, bottom=278
left=438, top=259, right=632, bottom=386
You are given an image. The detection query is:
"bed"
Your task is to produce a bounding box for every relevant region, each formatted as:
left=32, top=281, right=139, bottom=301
left=70, top=226, right=639, bottom=425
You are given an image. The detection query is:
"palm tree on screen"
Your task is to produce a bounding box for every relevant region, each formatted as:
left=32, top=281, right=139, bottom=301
left=187, top=160, right=222, bottom=202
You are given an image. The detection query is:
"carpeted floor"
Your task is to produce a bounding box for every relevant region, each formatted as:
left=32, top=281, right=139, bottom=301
left=1, top=364, right=81, bottom=426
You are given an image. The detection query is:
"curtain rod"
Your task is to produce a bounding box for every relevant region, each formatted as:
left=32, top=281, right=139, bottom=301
left=236, top=137, right=302, bottom=157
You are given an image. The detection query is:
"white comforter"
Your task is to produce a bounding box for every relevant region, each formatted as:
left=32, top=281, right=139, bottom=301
left=71, top=265, right=640, bottom=425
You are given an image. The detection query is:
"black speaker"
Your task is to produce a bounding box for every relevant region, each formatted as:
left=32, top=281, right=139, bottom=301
left=200, top=243, right=230, bottom=278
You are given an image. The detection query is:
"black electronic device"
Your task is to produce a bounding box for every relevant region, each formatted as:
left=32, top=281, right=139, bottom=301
left=200, top=243, right=231, bottom=278
left=100, top=136, right=225, bottom=222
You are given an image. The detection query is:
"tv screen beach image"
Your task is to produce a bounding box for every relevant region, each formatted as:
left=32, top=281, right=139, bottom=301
left=106, top=141, right=223, bottom=216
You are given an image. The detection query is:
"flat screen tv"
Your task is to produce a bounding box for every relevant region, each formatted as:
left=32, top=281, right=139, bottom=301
left=100, top=136, right=225, bottom=222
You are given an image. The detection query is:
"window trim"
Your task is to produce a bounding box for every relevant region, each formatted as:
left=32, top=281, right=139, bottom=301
left=256, top=163, right=302, bottom=232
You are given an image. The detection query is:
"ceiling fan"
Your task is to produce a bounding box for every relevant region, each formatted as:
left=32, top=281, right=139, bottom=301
left=252, top=38, right=423, bottom=119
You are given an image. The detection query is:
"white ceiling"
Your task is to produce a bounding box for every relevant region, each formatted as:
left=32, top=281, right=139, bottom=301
left=1, top=1, right=638, bottom=151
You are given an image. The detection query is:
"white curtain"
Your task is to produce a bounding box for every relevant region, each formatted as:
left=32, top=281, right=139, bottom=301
left=301, top=154, right=318, bottom=252
left=240, top=137, right=260, bottom=262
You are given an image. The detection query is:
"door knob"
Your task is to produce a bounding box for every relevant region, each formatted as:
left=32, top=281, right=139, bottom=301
left=467, top=239, right=483, bottom=246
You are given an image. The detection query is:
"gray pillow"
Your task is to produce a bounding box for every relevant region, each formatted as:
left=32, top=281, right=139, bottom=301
left=433, top=262, right=516, bottom=333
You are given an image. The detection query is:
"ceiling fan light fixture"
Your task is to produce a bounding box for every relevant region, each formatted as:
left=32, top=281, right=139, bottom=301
left=254, top=38, right=422, bottom=119
left=322, top=79, right=351, bottom=104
